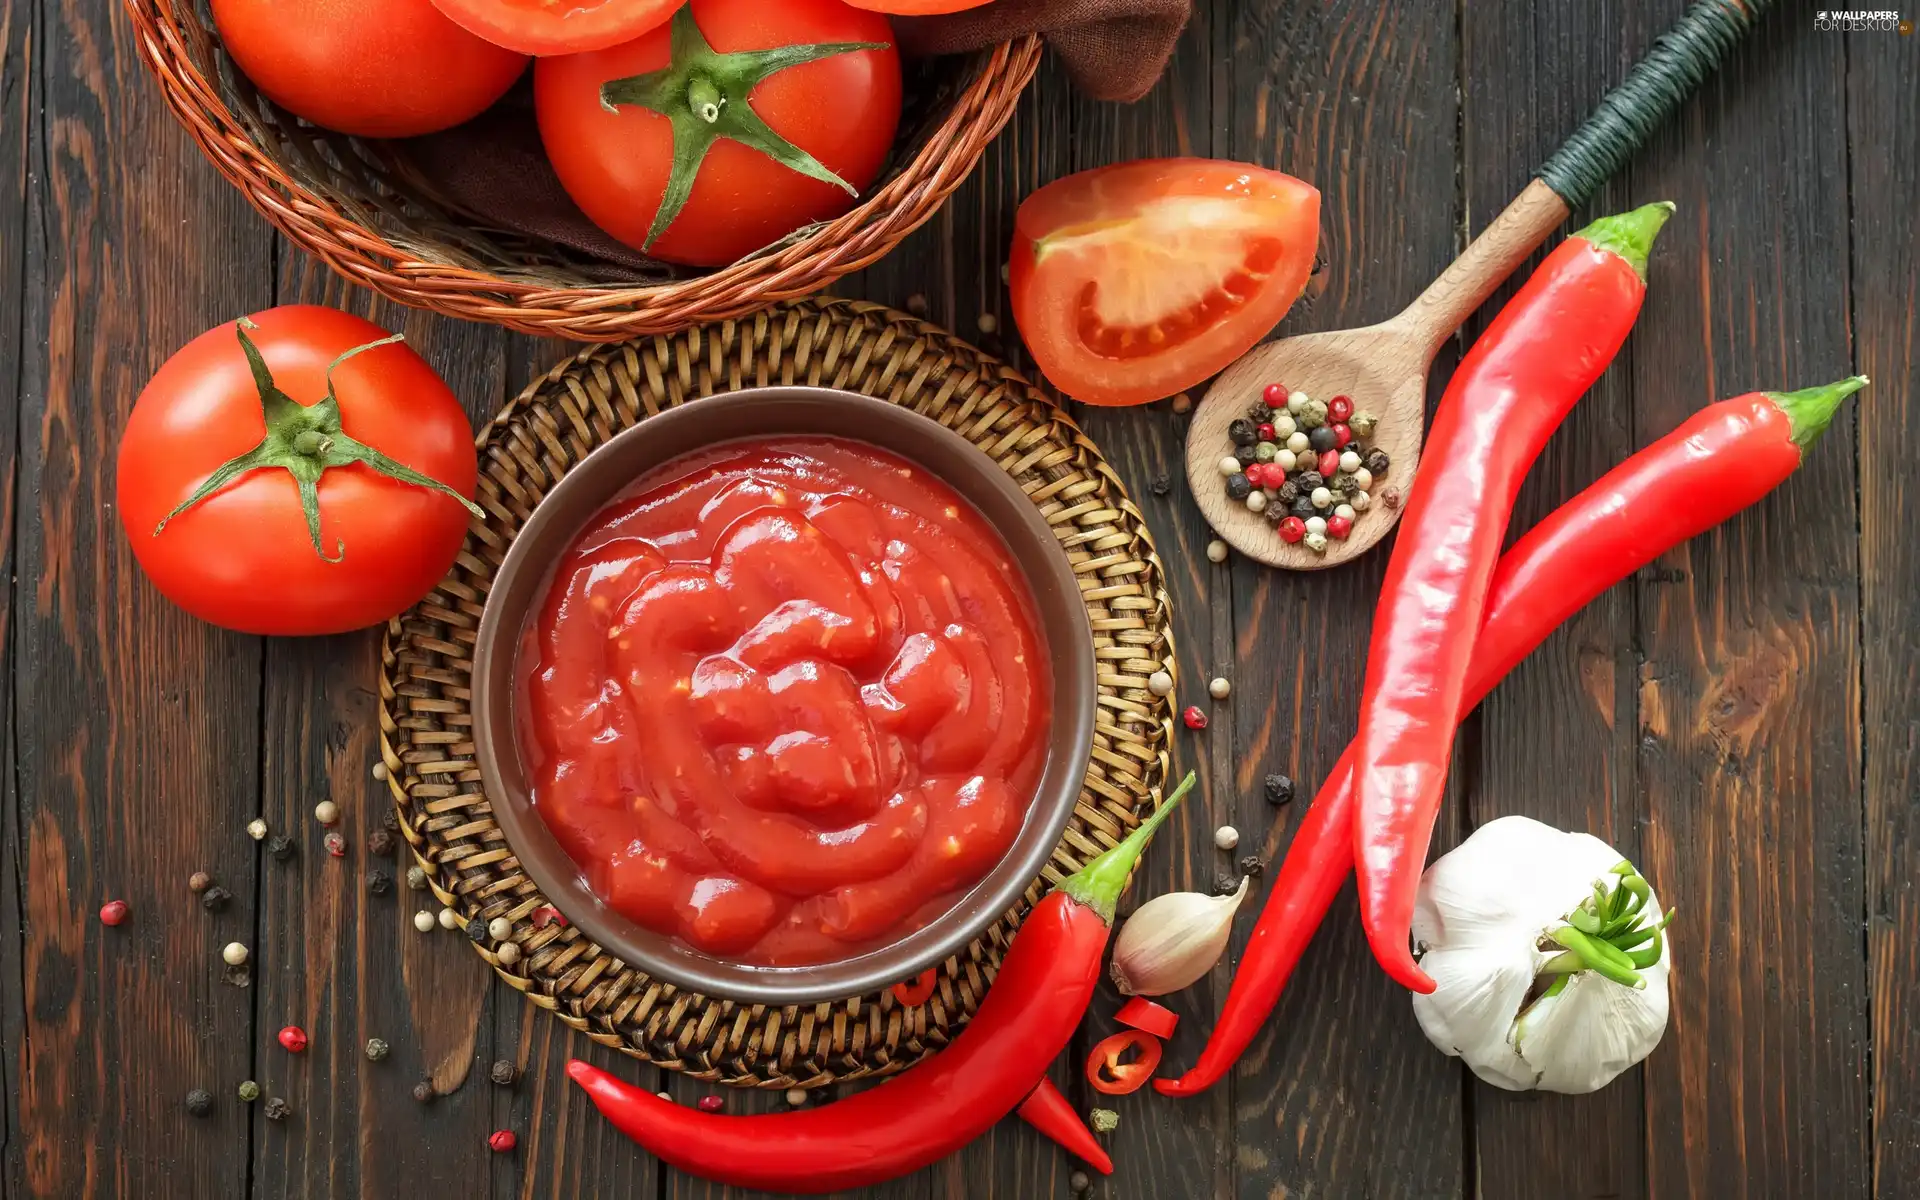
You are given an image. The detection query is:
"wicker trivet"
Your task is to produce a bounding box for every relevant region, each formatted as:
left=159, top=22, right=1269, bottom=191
left=377, top=298, right=1175, bottom=1088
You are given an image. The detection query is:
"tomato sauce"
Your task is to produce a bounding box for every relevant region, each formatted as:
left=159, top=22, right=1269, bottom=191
left=520, top=438, right=1051, bottom=966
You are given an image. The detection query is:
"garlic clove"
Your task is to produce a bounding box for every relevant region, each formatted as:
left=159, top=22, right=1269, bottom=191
left=1109, top=877, right=1249, bottom=997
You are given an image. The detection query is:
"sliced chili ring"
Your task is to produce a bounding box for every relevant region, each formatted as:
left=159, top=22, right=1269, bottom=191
left=892, top=969, right=939, bottom=1007
left=1114, top=996, right=1179, bottom=1040
left=1086, top=1030, right=1164, bottom=1095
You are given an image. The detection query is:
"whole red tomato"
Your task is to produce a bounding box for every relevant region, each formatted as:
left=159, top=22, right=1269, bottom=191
left=211, top=0, right=528, bottom=138
left=116, top=307, right=482, bottom=636
left=535, top=0, right=902, bottom=266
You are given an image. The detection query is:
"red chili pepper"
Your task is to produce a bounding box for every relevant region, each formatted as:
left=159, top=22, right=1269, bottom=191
left=1114, top=996, right=1179, bottom=1039
left=1016, top=1079, right=1112, bottom=1175
left=568, top=773, right=1196, bottom=1194
left=892, top=968, right=938, bottom=1007
left=1086, top=1030, right=1162, bottom=1095
left=1156, top=377, right=1864, bottom=1096
left=1353, top=202, right=1674, bottom=992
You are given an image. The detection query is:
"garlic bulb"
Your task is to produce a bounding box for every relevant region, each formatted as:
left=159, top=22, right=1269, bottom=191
left=1110, top=877, right=1249, bottom=996
left=1410, top=816, right=1672, bottom=1094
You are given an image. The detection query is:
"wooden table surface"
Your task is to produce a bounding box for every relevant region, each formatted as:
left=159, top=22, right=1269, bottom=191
left=3, top=2, right=1916, bottom=1197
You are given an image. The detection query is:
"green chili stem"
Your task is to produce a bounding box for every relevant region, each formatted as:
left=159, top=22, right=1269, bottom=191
left=1056, top=772, right=1195, bottom=926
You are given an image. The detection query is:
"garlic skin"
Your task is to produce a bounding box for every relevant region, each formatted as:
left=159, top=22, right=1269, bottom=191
left=1110, top=877, right=1249, bottom=996
left=1410, top=816, right=1670, bottom=1094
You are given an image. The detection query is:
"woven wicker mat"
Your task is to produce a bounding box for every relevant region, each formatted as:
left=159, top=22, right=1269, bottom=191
left=377, top=297, right=1175, bottom=1089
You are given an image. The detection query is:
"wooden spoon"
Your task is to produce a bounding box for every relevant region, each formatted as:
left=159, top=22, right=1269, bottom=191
left=1186, top=0, right=1775, bottom=570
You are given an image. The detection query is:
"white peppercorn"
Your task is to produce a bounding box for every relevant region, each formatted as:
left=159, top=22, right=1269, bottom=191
left=488, top=917, right=513, bottom=941
left=438, top=907, right=460, bottom=930
left=1214, top=825, right=1240, bottom=851
left=1205, top=540, right=1229, bottom=564
left=1147, top=670, right=1174, bottom=697
left=1208, top=677, right=1231, bottom=700
left=222, top=942, right=249, bottom=966
left=414, top=911, right=436, bottom=933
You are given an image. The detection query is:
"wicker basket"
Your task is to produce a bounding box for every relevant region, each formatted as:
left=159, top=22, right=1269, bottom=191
left=125, top=0, right=1041, bottom=340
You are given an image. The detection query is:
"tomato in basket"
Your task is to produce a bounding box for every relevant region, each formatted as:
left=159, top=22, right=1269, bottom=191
left=210, top=0, right=528, bottom=138
left=1009, top=159, right=1322, bottom=407
left=535, top=0, right=902, bottom=267
left=431, top=0, right=686, bottom=56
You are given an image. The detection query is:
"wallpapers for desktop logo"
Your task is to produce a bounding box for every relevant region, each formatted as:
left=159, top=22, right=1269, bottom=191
left=1814, top=9, right=1914, bottom=32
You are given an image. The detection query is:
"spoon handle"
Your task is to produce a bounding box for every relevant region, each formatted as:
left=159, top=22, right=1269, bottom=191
left=1398, top=0, right=1775, bottom=353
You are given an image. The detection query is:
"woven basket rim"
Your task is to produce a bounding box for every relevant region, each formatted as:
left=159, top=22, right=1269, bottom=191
left=125, top=0, right=1042, bottom=339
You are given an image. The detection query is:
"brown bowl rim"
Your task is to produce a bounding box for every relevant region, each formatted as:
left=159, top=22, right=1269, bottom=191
left=472, top=386, right=1096, bottom=1004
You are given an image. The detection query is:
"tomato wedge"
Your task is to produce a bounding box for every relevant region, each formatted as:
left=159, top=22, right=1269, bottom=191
left=1010, top=158, right=1321, bottom=407
left=844, top=0, right=990, bottom=11
left=1114, top=996, right=1179, bottom=1040
left=1086, top=1030, right=1164, bottom=1095
left=431, top=0, right=684, bottom=55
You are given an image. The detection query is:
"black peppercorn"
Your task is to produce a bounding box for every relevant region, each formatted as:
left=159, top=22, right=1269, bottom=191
left=465, top=917, right=489, bottom=943
left=1308, top=425, right=1338, bottom=453
left=1239, top=855, right=1266, bottom=877
left=412, top=1080, right=436, bottom=1104
left=1233, top=443, right=1258, bottom=467
left=1264, top=773, right=1295, bottom=805
left=1225, top=473, right=1252, bottom=501
left=1365, top=448, right=1391, bottom=476
left=1264, top=504, right=1287, bottom=525
left=267, top=835, right=295, bottom=862
left=1295, top=470, right=1324, bottom=492
left=185, top=1089, right=214, bottom=1118
left=1244, top=402, right=1274, bottom=423
left=200, top=885, right=233, bottom=912
left=188, top=872, right=213, bottom=894
left=237, top=1081, right=260, bottom=1103
left=1228, top=418, right=1258, bottom=446
left=222, top=963, right=251, bottom=988
left=264, top=1097, right=291, bottom=1122
left=382, top=807, right=400, bottom=833
left=1149, top=473, right=1171, bottom=497
left=1289, top=495, right=1317, bottom=520
left=367, top=829, right=395, bottom=857
left=368, top=869, right=393, bottom=896
left=1275, top=481, right=1300, bottom=507
left=1213, top=872, right=1242, bottom=896
left=490, top=1059, right=518, bottom=1087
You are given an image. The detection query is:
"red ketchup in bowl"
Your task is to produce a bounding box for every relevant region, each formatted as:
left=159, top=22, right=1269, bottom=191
left=521, top=438, right=1051, bottom=967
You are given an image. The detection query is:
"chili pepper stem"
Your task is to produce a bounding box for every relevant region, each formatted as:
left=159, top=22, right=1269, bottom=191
left=1057, top=772, right=1196, bottom=925
left=1571, top=201, right=1676, bottom=282
left=1770, top=376, right=1869, bottom=449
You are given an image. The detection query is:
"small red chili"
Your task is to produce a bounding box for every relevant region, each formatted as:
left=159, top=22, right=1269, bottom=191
left=278, top=1026, right=309, bottom=1054
left=1278, top=517, right=1306, bottom=544
left=99, top=900, right=129, bottom=926
left=1262, top=382, right=1288, bottom=406
left=1182, top=706, right=1207, bottom=730
left=892, top=969, right=939, bottom=1007
left=1317, top=449, right=1340, bottom=478
left=1332, top=423, right=1353, bottom=448
left=1256, top=422, right=1276, bottom=442
left=697, top=1095, right=724, bottom=1113
left=1086, top=1030, right=1163, bottom=1096
left=488, top=1130, right=517, bottom=1153
left=1328, top=395, right=1354, bottom=423
left=1328, top=514, right=1354, bottom=540
left=1114, top=997, right=1179, bottom=1040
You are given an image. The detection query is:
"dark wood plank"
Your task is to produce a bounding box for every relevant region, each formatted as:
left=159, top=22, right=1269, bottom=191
left=1458, top=4, right=1648, bottom=1196
left=0, top=0, right=33, bottom=1195
left=1848, top=21, right=1920, bottom=1199
left=9, top=1, right=275, bottom=1195
left=1205, top=2, right=1467, bottom=1197
left=1627, top=6, right=1868, bottom=1198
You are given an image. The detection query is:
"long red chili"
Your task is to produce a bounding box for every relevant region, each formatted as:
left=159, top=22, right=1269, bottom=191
left=1157, top=376, right=1866, bottom=1096
left=1017, top=1078, right=1113, bottom=1175
left=1353, top=201, right=1675, bottom=992
left=568, top=772, right=1195, bottom=1194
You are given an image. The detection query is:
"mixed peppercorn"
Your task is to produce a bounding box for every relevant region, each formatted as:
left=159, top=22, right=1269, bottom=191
left=1214, top=384, right=1392, bottom=555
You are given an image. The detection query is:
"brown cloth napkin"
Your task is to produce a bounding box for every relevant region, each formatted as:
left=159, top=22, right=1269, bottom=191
left=393, top=0, right=1193, bottom=274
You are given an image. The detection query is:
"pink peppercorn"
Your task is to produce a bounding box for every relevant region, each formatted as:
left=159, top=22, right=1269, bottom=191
left=1327, top=514, right=1354, bottom=540
left=1246, top=463, right=1272, bottom=488
left=1182, top=705, right=1208, bottom=730
left=1278, top=517, right=1306, bottom=544
left=1328, top=395, right=1354, bottom=423
left=1332, top=423, right=1353, bottom=448
left=1262, top=382, right=1288, bottom=406
left=1257, top=422, right=1276, bottom=441
left=99, top=900, right=129, bottom=926
left=324, top=831, right=347, bottom=858
left=698, top=1095, right=725, bottom=1113
left=531, top=905, right=568, bottom=929
left=1317, top=449, right=1340, bottom=478
left=278, top=1026, right=309, bottom=1053
left=488, top=1130, right=517, bottom=1153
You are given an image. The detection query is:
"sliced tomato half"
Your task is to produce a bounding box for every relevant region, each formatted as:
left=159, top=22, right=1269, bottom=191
left=1010, top=158, right=1321, bottom=407
left=1086, top=1029, right=1164, bottom=1095
left=431, top=0, right=684, bottom=55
